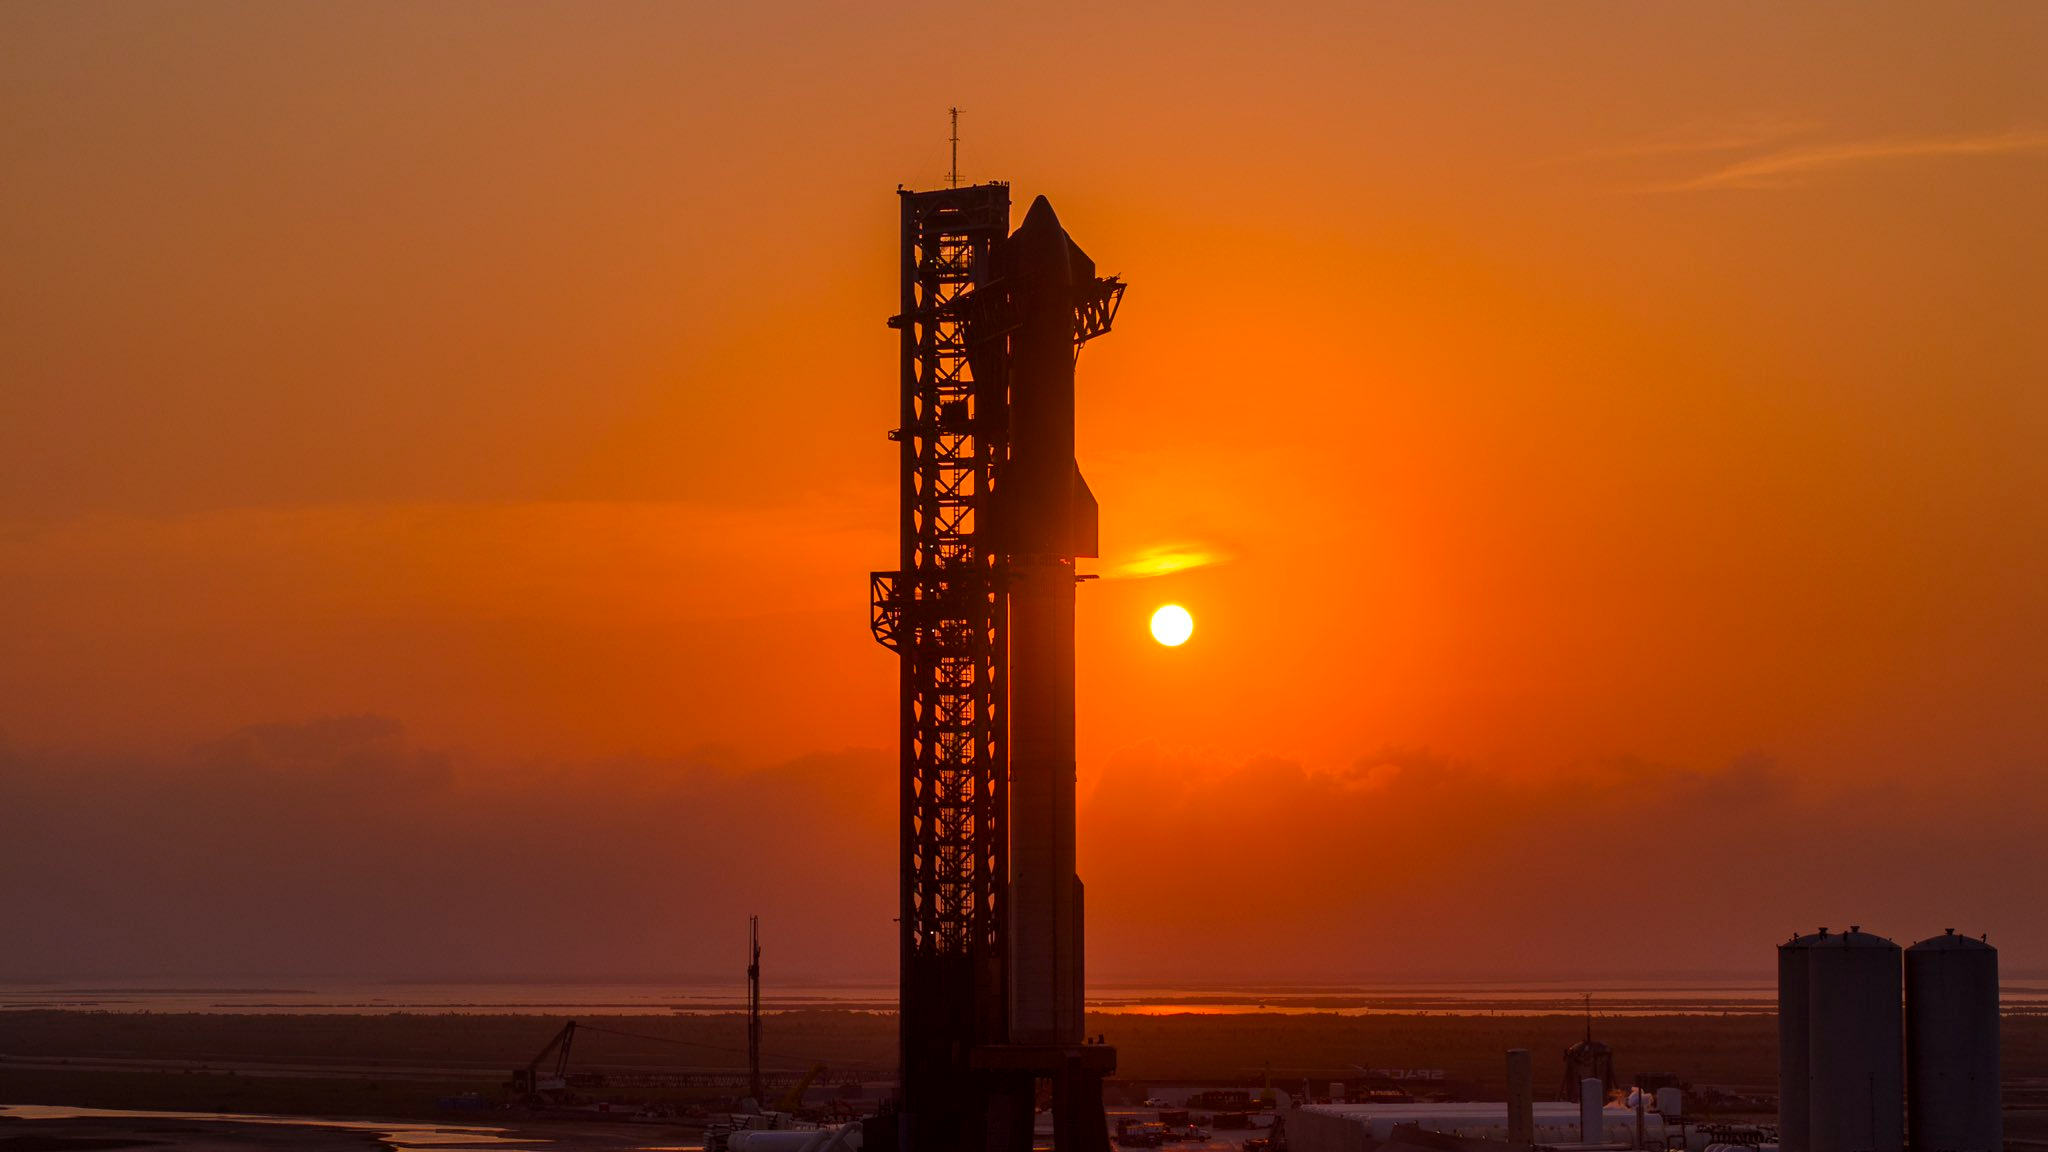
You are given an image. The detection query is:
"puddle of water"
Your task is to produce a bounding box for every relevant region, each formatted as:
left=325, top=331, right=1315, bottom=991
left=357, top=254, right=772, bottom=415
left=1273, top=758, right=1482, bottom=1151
left=383, top=1135, right=538, bottom=1146
left=0, top=1104, right=546, bottom=1147
left=386, top=1135, right=543, bottom=1148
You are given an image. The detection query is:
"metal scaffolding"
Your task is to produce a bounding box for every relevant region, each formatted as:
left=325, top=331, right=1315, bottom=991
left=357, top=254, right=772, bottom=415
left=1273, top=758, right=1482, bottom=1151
left=873, top=182, right=1013, bottom=1152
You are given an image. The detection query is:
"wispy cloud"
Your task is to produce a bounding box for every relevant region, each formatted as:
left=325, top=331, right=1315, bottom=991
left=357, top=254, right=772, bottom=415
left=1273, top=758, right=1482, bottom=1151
left=1664, top=129, right=2048, bottom=191
left=1101, top=541, right=1229, bottom=580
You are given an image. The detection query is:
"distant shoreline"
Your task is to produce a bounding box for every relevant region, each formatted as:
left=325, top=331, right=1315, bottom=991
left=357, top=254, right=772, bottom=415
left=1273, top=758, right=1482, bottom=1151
left=7, top=977, right=2044, bottom=1019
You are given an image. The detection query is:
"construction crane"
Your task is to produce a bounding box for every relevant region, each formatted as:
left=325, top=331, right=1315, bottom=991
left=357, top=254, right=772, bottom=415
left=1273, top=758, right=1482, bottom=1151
left=776, top=1063, right=829, bottom=1113
left=514, top=920, right=770, bottom=1108
left=507, top=1019, right=876, bottom=1112
left=510, top=1020, right=587, bottom=1103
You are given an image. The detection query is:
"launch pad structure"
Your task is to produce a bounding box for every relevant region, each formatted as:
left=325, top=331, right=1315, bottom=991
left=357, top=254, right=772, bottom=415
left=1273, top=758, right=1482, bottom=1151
left=870, top=181, right=1125, bottom=1152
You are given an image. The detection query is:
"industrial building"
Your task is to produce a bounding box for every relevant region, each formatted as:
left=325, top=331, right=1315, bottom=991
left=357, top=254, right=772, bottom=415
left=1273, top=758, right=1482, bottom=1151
left=1289, top=1042, right=1689, bottom=1152
left=1289, top=1101, right=1675, bottom=1152
left=1287, top=925, right=2002, bottom=1152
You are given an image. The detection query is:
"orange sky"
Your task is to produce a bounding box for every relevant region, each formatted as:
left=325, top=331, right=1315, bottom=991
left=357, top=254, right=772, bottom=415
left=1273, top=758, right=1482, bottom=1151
left=2, top=3, right=2044, bottom=980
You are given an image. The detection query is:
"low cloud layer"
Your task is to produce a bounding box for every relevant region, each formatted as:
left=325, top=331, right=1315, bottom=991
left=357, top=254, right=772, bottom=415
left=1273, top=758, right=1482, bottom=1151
left=1082, top=747, right=2046, bottom=978
left=0, top=717, right=897, bottom=980
left=5, top=718, right=2042, bottom=982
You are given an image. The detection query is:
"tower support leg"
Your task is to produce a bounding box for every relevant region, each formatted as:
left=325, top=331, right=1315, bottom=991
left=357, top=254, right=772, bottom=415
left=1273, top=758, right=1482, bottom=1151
left=1052, top=1058, right=1113, bottom=1152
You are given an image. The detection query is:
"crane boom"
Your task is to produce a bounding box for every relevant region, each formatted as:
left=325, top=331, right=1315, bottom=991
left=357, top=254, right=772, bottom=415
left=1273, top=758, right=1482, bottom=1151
left=511, top=1020, right=578, bottom=1099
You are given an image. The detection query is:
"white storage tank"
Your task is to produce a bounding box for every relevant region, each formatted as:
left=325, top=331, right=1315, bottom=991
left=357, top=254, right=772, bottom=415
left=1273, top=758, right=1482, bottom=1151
left=1579, top=1077, right=1603, bottom=1143
left=1906, top=930, right=2000, bottom=1152
left=1777, top=930, right=1820, bottom=1152
left=1806, top=927, right=1903, bottom=1152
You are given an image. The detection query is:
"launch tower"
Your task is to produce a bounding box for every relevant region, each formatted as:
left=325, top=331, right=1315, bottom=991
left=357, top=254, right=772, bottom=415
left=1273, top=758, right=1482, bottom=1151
left=871, top=182, right=1124, bottom=1152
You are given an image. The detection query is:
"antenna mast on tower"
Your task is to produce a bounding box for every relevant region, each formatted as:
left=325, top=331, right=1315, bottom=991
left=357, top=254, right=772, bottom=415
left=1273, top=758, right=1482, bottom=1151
left=948, top=107, right=961, bottom=188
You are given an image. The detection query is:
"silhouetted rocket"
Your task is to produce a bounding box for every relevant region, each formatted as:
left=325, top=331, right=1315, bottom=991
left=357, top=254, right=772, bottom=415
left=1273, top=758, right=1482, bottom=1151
left=984, top=195, right=1099, bottom=1047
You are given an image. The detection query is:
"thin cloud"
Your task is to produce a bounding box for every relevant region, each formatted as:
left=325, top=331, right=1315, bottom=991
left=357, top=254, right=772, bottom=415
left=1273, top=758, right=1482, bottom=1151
left=1663, top=129, right=2048, bottom=191
left=1101, top=542, right=1229, bottom=580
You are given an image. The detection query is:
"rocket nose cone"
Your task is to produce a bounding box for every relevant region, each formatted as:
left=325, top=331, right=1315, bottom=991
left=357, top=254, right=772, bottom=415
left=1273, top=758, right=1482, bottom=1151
left=1011, top=196, right=1070, bottom=267
left=1022, top=195, right=1061, bottom=230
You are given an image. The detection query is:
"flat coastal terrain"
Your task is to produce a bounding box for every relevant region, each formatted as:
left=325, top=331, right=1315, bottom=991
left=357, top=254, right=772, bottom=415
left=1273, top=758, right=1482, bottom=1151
left=6, top=1011, right=2048, bottom=1151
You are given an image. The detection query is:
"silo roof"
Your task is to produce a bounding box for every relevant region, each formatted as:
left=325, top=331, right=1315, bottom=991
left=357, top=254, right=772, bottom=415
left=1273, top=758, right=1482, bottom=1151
left=1907, top=929, right=1994, bottom=952
left=1782, top=927, right=1897, bottom=950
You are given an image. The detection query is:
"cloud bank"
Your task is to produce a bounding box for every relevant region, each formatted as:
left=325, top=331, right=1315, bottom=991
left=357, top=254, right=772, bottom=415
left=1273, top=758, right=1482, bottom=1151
left=5, top=718, right=2043, bottom=982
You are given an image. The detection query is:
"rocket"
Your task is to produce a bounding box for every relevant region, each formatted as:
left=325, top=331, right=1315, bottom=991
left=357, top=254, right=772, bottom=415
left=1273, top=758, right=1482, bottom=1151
left=982, top=196, right=1100, bottom=1047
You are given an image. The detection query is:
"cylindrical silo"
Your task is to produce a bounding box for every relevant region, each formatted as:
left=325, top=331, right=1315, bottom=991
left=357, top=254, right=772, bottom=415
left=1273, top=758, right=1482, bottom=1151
left=1806, top=927, right=1903, bottom=1152
left=1907, top=930, right=2000, bottom=1152
left=1507, top=1048, right=1534, bottom=1146
left=1778, top=931, right=1819, bottom=1152
left=1581, top=1077, right=1604, bottom=1143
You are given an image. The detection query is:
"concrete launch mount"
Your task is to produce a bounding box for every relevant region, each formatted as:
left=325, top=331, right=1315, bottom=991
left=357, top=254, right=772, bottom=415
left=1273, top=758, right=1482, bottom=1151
left=870, top=182, right=1125, bottom=1152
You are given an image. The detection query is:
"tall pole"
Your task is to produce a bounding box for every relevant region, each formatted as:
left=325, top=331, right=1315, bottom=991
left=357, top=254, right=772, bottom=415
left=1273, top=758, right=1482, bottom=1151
left=948, top=107, right=961, bottom=188
left=748, top=915, right=762, bottom=1106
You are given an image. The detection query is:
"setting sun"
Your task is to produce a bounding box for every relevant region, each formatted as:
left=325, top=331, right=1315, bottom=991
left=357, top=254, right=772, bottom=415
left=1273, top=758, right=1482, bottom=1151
left=1150, top=604, right=1194, bottom=647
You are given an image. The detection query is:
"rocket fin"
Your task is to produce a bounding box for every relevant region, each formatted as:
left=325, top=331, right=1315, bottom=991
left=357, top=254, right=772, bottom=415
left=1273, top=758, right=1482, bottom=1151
left=1072, top=464, right=1098, bottom=559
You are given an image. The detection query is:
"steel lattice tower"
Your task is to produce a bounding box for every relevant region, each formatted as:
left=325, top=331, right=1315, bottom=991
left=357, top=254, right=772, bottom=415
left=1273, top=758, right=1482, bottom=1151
left=872, top=182, right=1014, bottom=1152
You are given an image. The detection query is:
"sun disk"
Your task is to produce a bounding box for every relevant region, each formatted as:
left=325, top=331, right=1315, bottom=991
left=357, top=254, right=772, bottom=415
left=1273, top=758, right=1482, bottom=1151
left=1150, top=604, right=1194, bottom=647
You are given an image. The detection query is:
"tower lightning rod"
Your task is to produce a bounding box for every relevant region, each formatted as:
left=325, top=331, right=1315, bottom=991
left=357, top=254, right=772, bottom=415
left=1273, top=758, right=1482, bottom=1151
left=948, top=107, right=961, bottom=188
